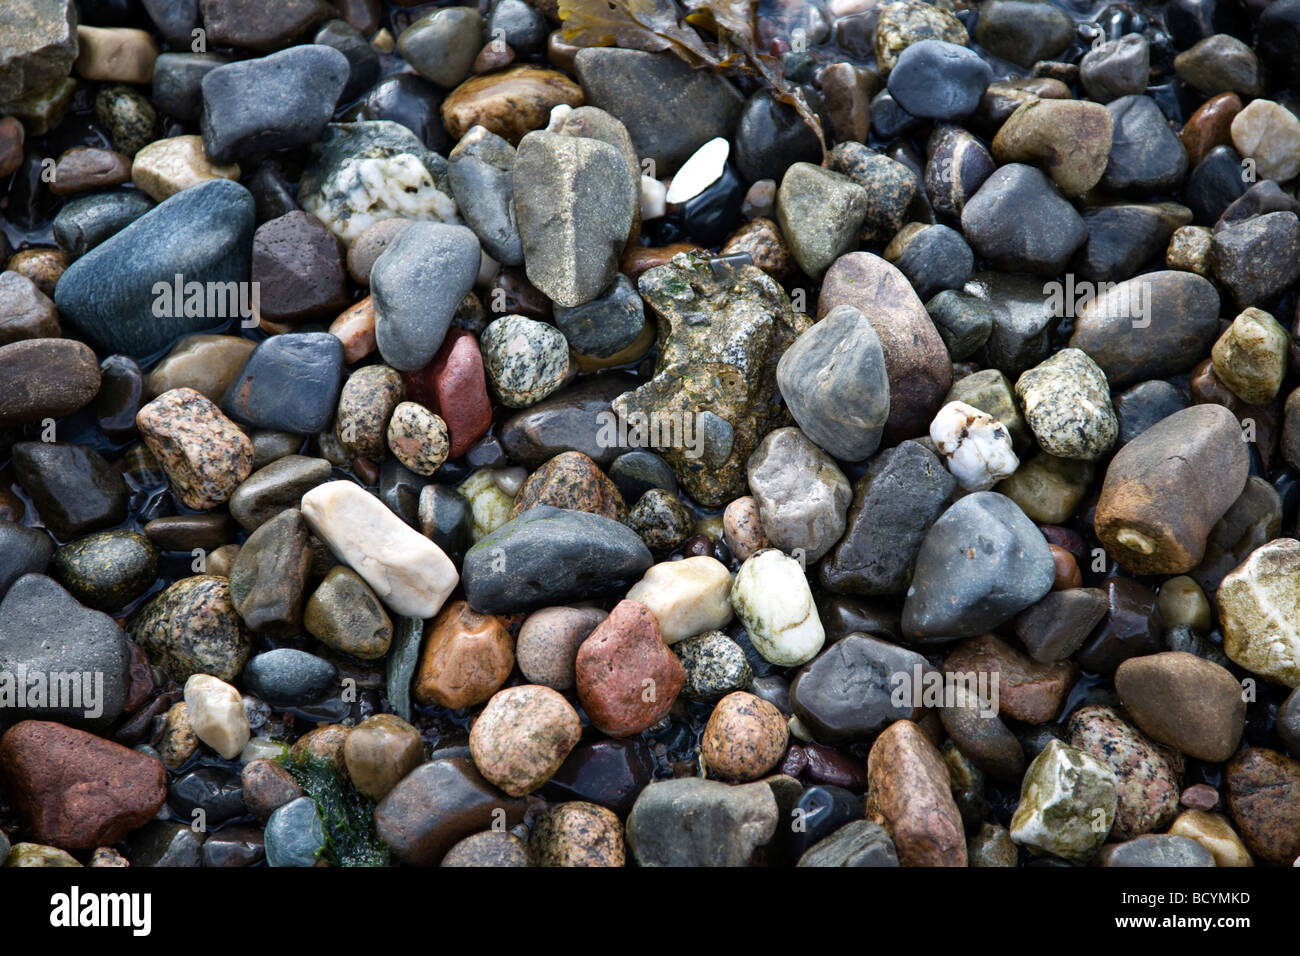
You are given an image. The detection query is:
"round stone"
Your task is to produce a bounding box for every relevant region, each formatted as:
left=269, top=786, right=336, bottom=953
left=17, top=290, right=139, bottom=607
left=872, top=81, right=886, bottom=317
left=469, top=684, right=582, bottom=796
left=387, top=401, right=450, bottom=476
left=701, top=691, right=789, bottom=782
left=480, top=314, right=569, bottom=408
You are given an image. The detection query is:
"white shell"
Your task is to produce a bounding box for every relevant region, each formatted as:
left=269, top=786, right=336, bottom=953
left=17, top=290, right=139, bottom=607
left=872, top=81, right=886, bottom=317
left=665, top=136, right=729, bottom=203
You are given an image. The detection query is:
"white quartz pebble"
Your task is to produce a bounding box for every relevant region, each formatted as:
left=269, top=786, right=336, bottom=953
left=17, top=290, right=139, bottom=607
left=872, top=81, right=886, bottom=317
left=185, top=674, right=250, bottom=760
left=930, top=400, right=1019, bottom=491
left=730, top=549, right=824, bottom=667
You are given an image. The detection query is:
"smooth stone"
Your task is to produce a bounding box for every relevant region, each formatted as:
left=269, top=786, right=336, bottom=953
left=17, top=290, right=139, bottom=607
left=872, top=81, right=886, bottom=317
left=974, top=0, right=1073, bottom=68
left=1010, top=739, right=1117, bottom=863
left=961, top=163, right=1087, bottom=274
left=501, top=373, right=638, bottom=468
left=1094, top=404, right=1248, bottom=574
left=1015, top=587, right=1108, bottom=662
left=314, top=18, right=378, bottom=101
left=674, top=631, right=753, bottom=703
left=12, top=441, right=127, bottom=541
left=0, top=337, right=100, bottom=425
left=228, top=508, right=312, bottom=634
left=200, top=45, right=349, bottom=164
left=1230, top=98, right=1300, bottom=182
left=1102, top=95, right=1189, bottom=195
left=303, top=566, right=392, bottom=660
left=370, top=221, right=480, bottom=372
left=1076, top=201, right=1192, bottom=283
left=228, top=455, right=332, bottom=532
left=197, top=0, right=332, bottom=52
left=886, top=40, right=990, bottom=120
left=625, top=778, right=778, bottom=867
left=731, top=550, right=825, bottom=667
left=51, top=529, right=156, bottom=612
left=1098, top=834, right=1216, bottom=867
left=0, top=271, right=59, bottom=345
left=398, top=7, right=482, bottom=89
left=440, top=66, right=582, bottom=145
left=151, top=52, right=229, bottom=123
left=447, top=125, right=521, bottom=266
left=746, top=427, right=850, bottom=564
left=53, top=180, right=255, bottom=358
left=147, top=334, right=255, bottom=403
left=52, top=190, right=155, bottom=260
left=1115, top=651, right=1246, bottom=761
left=131, top=135, right=240, bottom=202
left=1081, top=34, right=1150, bottom=102
left=625, top=556, right=733, bottom=645
left=553, top=273, right=645, bottom=359
left=1070, top=270, right=1221, bottom=389
left=130, top=575, right=250, bottom=682
left=790, top=634, right=929, bottom=745
left=265, top=796, right=325, bottom=867
left=0, top=522, right=54, bottom=600
left=991, top=99, right=1114, bottom=196
left=470, top=685, right=581, bottom=795
left=516, top=606, right=606, bottom=690
left=865, top=720, right=967, bottom=866
left=1212, top=306, right=1288, bottom=405
left=734, top=88, right=823, bottom=185
left=774, top=163, right=867, bottom=280
left=50, top=147, right=131, bottom=197
left=301, top=480, right=458, bottom=619
left=463, top=505, right=652, bottom=613
left=242, top=648, right=337, bottom=707
left=903, top=492, right=1054, bottom=640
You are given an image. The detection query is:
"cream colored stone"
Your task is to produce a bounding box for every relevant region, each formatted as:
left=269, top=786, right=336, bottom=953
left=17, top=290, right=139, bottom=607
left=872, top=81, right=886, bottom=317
left=1169, top=810, right=1253, bottom=866
left=1230, top=99, right=1300, bottom=182
left=1218, top=538, right=1300, bottom=688
left=184, top=673, right=250, bottom=760
left=74, top=26, right=159, bottom=84
left=301, top=480, right=459, bottom=618
left=730, top=549, right=824, bottom=666
left=626, top=556, right=734, bottom=644
left=458, top=468, right=517, bottom=541
left=131, top=135, right=240, bottom=201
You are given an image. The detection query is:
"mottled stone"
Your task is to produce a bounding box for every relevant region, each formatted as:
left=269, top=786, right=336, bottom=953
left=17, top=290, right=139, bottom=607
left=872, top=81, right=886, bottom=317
left=137, top=387, right=253, bottom=511
left=865, top=720, right=966, bottom=867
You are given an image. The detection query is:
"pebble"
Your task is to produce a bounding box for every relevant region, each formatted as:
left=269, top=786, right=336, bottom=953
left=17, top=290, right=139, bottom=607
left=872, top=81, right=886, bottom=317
left=480, top=315, right=571, bottom=409
left=930, top=401, right=1019, bottom=491
left=974, top=0, right=1073, bottom=68
left=251, top=211, right=350, bottom=323
left=746, top=427, right=850, bottom=563
left=516, top=606, right=606, bottom=690
left=790, top=633, right=929, bottom=744
left=54, top=190, right=155, bottom=260
left=573, top=48, right=743, bottom=174
left=301, top=480, right=458, bottom=618
left=131, top=135, right=240, bottom=202
left=828, top=144, right=918, bottom=244
left=1015, top=587, right=1109, bottom=662
left=513, top=130, right=635, bottom=308
left=1015, top=349, right=1117, bottom=461
left=626, top=488, right=693, bottom=555
left=887, top=40, right=990, bottom=120
left=946, top=633, right=1077, bottom=723
left=904, top=492, right=1054, bottom=640
left=1009, top=738, right=1117, bottom=863
left=734, top=89, right=823, bottom=184
left=414, top=599, right=513, bottom=709
left=182, top=673, right=249, bottom=760
left=864, top=720, right=966, bottom=866
left=575, top=599, right=684, bottom=736
left=51, top=529, right=157, bottom=612
left=1103, top=95, right=1189, bottom=194
left=303, top=566, right=393, bottom=660
left=1097, top=834, right=1216, bottom=867
left=625, top=556, right=733, bottom=645
left=722, top=496, right=769, bottom=562
left=228, top=508, right=312, bottom=634
left=442, top=831, right=532, bottom=868
left=240, top=758, right=301, bottom=823
left=13, top=441, right=128, bottom=541
left=227, top=455, right=331, bottom=532
left=3, top=844, right=81, bottom=868
left=1169, top=810, right=1253, bottom=867
left=1175, top=34, right=1262, bottom=97
left=531, top=802, right=625, bottom=867
left=137, top=386, right=254, bottom=511
left=441, top=66, right=583, bottom=145
left=1211, top=307, right=1288, bottom=405
left=447, top=125, right=522, bottom=266
left=0, top=271, right=58, bottom=346
left=775, top=163, right=867, bottom=279
left=222, top=333, right=345, bottom=435
left=731, top=550, right=825, bottom=667
left=1211, top=212, right=1300, bottom=309
left=1226, top=747, right=1300, bottom=865
left=335, top=365, right=402, bottom=460
left=625, top=778, right=777, bottom=867
left=415, top=327, right=493, bottom=458
left=397, top=7, right=482, bottom=89
left=339, top=714, right=423, bottom=803
left=265, top=796, right=325, bottom=868
left=967, top=823, right=1018, bottom=867
left=702, top=692, right=788, bottom=782
left=553, top=273, right=645, bottom=360
left=961, top=163, right=1087, bottom=274
left=941, top=679, right=1025, bottom=782
left=54, top=179, right=255, bottom=358
left=1217, top=539, right=1300, bottom=687
left=49, top=146, right=130, bottom=197
left=675, top=630, right=754, bottom=703
left=0, top=573, right=131, bottom=726
left=818, top=253, right=952, bottom=442
left=0, top=337, right=100, bottom=426
left=470, top=685, right=581, bottom=796
left=385, top=402, right=449, bottom=477
left=147, top=334, right=255, bottom=403
left=991, top=99, right=1113, bottom=197
left=1080, top=34, right=1150, bottom=102
left=1180, top=93, right=1243, bottom=168
left=0, top=720, right=165, bottom=851
left=1095, top=404, right=1247, bottom=574
left=1067, top=705, right=1182, bottom=839
left=0, top=524, right=55, bottom=600
left=1229, top=98, right=1300, bottom=183
left=463, top=505, right=652, bottom=613
left=201, top=46, right=349, bottom=164
left=875, top=1, right=968, bottom=73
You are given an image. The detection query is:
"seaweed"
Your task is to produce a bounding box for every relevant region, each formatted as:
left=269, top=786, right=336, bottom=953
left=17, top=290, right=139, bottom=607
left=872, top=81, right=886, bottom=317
left=278, top=750, right=390, bottom=868
left=558, top=0, right=825, bottom=155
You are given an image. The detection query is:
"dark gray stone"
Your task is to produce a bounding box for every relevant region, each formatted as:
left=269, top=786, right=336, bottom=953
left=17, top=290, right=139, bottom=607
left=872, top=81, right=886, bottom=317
left=790, top=634, right=931, bottom=744
left=797, top=820, right=899, bottom=867
left=887, top=40, right=991, bottom=120
left=1014, top=587, right=1109, bottom=662
left=11, top=442, right=128, bottom=541
left=0, top=521, right=54, bottom=602
left=151, top=53, right=230, bottom=123
left=52, top=189, right=155, bottom=260
left=447, top=125, right=521, bottom=266
left=1101, top=95, right=1189, bottom=195
left=961, top=163, right=1086, bottom=275
left=242, top=648, right=338, bottom=706
left=626, top=777, right=778, bottom=867
left=553, top=273, right=645, bottom=358
left=1212, top=211, right=1300, bottom=308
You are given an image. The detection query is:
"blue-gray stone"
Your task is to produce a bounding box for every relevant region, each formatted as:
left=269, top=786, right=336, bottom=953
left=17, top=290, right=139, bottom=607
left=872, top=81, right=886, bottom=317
left=553, top=273, right=645, bottom=358
left=314, top=19, right=380, bottom=101
left=887, top=40, right=991, bottom=120
left=201, top=45, right=351, bottom=164
left=447, top=126, right=522, bottom=266
left=463, top=505, right=653, bottom=613
left=1101, top=95, right=1189, bottom=195
left=776, top=304, right=890, bottom=462
left=266, top=796, right=325, bottom=867
left=222, top=333, right=345, bottom=434
left=609, top=450, right=677, bottom=504
left=142, top=0, right=199, bottom=48
left=53, top=179, right=255, bottom=358
left=370, top=221, right=480, bottom=371
left=901, top=491, right=1055, bottom=640
left=152, top=52, right=230, bottom=122
left=53, top=189, right=155, bottom=260
left=890, top=224, right=973, bottom=301
left=0, top=573, right=132, bottom=728
left=0, top=521, right=54, bottom=602
left=241, top=648, right=338, bottom=706
left=386, top=616, right=422, bottom=722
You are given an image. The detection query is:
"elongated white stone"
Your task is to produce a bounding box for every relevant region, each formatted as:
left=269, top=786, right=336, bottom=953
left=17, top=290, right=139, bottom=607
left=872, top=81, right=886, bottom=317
left=301, top=480, right=458, bottom=618
left=730, top=549, right=824, bottom=666
left=666, top=136, right=729, bottom=203
left=627, top=555, right=734, bottom=644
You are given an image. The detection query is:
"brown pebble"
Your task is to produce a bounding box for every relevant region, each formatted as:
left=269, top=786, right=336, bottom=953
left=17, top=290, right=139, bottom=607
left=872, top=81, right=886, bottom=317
left=1181, top=783, right=1220, bottom=811
left=1049, top=543, right=1081, bottom=590
left=702, top=691, right=789, bottom=782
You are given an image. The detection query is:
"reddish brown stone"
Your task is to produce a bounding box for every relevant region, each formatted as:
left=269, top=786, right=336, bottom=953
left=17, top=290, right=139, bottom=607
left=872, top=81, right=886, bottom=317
left=414, top=600, right=515, bottom=710
left=1181, top=783, right=1220, bottom=811
left=123, top=640, right=154, bottom=713
left=1180, top=92, right=1243, bottom=167
left=429, top=328, right=491, bottom=458
left=721, top=217, right=796, bottom=281
left=50, top=146, right=131, bottom=196
left=575, top=600, right=685, bottom=737
left=621, top=243, right=706, bottom=281
left=1226, top=747, right=1300, bottom=866
left=1049, top=543, right=1081, bottom=590
left=252, top=211, right=352, bottom=323
left=512, top=451, right=627, bottom=521
left=473, top=40, right=515, bottom=73
left=241, top=758, right=301, bottom=822
left=329, top=296, right=376, bottom=364
left=943, top=633, right=1078, bottom=725
left=0, top=720, right=166, bottom=850
left=865, top=719, right=966, bottom=866
left=6, top=247, right=67, bottom=298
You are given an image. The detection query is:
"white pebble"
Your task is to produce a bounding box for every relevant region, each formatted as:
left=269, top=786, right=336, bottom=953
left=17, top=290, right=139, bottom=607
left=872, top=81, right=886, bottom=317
left=546, top=103, right=574, bottom=131
left=730, top=549, right=825, bottom=666
left=185, top=674, right=250, bottom=760
left=665, top=136, right=729, bottom=203
left=626, top=555, right=734, bottom=644
left=930, top=400, right=1019, bottom=491
left=640, top=175, right=667, bottom=220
